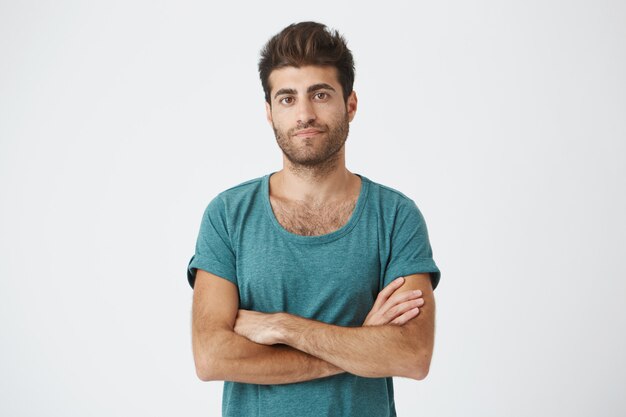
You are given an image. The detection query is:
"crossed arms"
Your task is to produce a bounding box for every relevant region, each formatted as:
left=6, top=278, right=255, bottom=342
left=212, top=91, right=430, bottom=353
left=191, top=269, right=435, bottom=384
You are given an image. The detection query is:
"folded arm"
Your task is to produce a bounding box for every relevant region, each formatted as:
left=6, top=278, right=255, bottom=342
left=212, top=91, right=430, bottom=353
left=192, top=269, right=423, bottom=384
left=192, top=269, right=340, bottom=384
left=234, top=273, right=435, bottom=380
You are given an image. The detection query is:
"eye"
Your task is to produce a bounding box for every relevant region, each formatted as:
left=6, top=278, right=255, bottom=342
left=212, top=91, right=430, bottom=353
left=314, top=92, right=328, bottom=100
left=279, top=96, right=294, bottom=105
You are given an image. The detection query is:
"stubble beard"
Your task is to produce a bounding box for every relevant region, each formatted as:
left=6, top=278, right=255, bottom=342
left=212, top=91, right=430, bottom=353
left=272, top=112, right=350, bottom=176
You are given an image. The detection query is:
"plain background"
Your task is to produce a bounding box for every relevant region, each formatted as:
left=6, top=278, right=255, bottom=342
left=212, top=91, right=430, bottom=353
left=1, top=1, right=625, bottom=416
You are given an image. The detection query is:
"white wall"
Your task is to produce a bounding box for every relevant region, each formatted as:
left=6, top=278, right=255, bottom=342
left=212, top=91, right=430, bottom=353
left=1, top=1, right=624, bottom=416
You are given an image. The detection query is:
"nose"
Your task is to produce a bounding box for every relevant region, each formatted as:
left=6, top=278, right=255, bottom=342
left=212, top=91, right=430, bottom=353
left=296, top=99, right=316, bottom=126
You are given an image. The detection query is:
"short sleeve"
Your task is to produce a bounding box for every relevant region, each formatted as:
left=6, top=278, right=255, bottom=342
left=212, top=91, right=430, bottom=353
left=383, top=200, right=441, bottom=290
left=187, top=196, right=237, bottom=288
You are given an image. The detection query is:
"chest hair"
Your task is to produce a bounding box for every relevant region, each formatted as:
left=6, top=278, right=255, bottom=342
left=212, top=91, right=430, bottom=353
left=270, top=197, right=358, bottom=236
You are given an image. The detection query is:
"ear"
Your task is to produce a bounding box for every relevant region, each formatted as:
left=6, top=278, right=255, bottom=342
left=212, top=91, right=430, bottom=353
left=346, top=90, right=358, bottom=122
left=265, top=101, right=273, bottom=125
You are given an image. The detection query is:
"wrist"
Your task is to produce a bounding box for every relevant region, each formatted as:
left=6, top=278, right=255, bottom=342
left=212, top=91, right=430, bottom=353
left=273, top=312, right=302, bottom=345
left=271, top=312, right=289, bottom=344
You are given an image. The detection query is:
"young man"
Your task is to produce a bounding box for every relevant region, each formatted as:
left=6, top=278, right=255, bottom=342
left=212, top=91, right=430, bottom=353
left=187, top=22, right=441, bottom=417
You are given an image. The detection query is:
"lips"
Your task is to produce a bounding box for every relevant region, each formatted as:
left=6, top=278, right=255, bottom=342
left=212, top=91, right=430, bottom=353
left=293, top=128, right=324, bottom=137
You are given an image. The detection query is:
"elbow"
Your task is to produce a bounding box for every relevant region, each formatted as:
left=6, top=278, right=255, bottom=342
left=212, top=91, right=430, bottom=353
left=403, top=350, right=432, bottom=381
left=194, top=353, right=215, bottom=382
left=193, top=339, right=225, bottom=382
left=196, top=369, right=210, bottom=382
left=192, top=327, right=233, bottom=382
left=410, top=361, right=430, bottom=381
left=194, top=352, right=223, bottom=382
left=195, top=363, right=213, bottom=382
left=398, top=323, right=434, bottom=380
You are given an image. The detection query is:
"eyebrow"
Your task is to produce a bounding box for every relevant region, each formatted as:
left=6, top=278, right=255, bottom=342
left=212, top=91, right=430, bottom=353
left=307, top=83, right=336, bottom=94
left=274, top=88, right=297, bottom=99
left=273, top=83, right=336, bottom=99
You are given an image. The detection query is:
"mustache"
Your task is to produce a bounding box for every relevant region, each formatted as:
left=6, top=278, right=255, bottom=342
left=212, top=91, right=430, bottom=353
left=290, top=122, right=327, bottom=135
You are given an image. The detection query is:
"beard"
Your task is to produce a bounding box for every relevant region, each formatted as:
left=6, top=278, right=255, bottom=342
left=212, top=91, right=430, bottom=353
left=272, top=112, right=350, bottom=168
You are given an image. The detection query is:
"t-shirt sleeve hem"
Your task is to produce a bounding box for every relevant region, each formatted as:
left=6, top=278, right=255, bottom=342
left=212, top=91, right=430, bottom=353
left=187, top=254, right=237, bottom=288
left=385, top=259, right=441, bottom=290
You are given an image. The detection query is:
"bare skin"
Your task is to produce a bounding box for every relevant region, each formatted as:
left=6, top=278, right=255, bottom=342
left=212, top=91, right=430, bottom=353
left=192, top=64, right=436, bottom=383
left=270, top=190, right=358, bottom=236
left=193, top=271, right=424, bottom=384
left=233, top=273, right=434, bottom=379
left=265, top=65, right=359, bottom=205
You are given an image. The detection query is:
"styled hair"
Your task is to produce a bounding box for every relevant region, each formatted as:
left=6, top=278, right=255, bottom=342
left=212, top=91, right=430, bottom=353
left=258, top=22, right=355, bottom=104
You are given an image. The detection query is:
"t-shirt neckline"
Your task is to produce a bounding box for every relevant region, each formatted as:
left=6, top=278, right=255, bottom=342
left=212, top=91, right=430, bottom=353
left=262, top=172, right=370, bottom=245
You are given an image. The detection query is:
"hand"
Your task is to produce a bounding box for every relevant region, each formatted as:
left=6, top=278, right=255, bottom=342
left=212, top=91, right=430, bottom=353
left=234, top=310, right=283, bottom=345
left=363, top=277, right=424, bottom=326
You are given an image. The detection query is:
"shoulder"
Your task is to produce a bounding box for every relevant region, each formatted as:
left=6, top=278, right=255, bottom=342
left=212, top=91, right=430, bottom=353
left=199, top=174, right=268, bottom=239
left=363, top=176, right=421, bottom=213
left=215, top=175, right=265, bottom=202
left=205, top=175, right=265, bottom=213
left=360, top=175, right=430, bottom=236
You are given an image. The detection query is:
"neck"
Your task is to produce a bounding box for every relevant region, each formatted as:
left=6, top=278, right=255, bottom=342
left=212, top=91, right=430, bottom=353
left=271, top=151, right=359, bottom=204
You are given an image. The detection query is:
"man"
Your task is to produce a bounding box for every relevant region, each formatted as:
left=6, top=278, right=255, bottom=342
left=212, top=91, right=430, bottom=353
left=187, top=22, right=441, bottom=417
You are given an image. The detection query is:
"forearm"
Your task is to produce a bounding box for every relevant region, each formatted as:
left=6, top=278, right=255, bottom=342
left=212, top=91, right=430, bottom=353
left=275, top=314, right=431, bottom=379
left=221, top=275, right=434, bottom=381
left=193, top=326, right=343, bottom=384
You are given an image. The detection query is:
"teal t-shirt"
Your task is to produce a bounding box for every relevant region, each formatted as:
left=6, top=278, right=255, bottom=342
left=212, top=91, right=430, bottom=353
left=187, top=173, right=440, bottom=417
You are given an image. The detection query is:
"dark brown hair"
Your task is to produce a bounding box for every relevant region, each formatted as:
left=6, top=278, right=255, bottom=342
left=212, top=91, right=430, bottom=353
left=258, top=22, right=355, bottom=104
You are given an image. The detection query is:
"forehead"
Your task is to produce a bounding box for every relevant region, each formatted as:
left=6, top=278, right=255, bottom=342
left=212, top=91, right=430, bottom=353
left=268, top=65, right=341, bottom=94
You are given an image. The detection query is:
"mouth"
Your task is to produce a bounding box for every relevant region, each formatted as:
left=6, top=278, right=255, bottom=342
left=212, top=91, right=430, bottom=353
left=293, top=128, right=324, bottom=138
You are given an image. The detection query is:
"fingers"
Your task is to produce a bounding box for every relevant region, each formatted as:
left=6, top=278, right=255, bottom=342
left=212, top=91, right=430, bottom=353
left=364, top=293, right=424, bottom=326
left=391, top=307, right=421, bottom=325
left=371, top=277, right=405, bottom=312
left=391, top=289, right=423, bottom=305
left=384, top=296, right=424, bottom=321
left=364, top=278, right=426, bottom=326
left=378, top=289, right=423, bottom=318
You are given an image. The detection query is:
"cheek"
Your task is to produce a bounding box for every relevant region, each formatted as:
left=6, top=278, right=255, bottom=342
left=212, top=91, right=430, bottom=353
left=325, top=108, right=348, bottom=126
left=270, top=111, right=293, bottom=130
left=322, top=103, right=347, bottom=118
